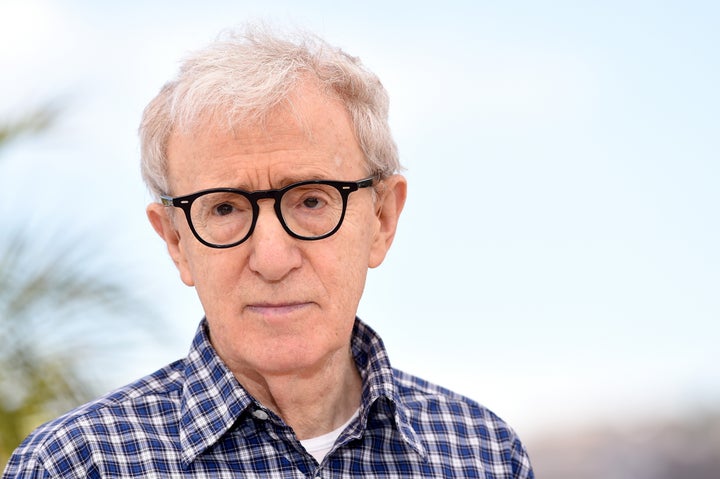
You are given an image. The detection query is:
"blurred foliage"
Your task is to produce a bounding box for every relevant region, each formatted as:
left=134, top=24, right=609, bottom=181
left=0, top=109, right=156, bottom=469
left=0, top=107, right=59, bottom=146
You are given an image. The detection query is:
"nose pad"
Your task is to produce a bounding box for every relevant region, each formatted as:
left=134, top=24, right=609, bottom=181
left=247, top=200, right=302, bottom=281
left=251, top=199, right=286, bottom=236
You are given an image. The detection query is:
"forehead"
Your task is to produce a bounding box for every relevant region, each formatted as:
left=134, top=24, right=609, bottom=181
left=166, top=82, right=367, bottom=194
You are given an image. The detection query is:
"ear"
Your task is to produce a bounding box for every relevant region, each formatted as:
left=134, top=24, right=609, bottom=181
left=369, top=174, right=407, bottom=268
left=146, top=203, right=195, bottom=286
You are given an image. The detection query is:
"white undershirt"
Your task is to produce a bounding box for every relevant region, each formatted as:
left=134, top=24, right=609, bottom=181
left=300, top=408, right=360, bottom=464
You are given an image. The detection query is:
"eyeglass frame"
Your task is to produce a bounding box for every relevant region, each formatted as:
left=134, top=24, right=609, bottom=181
left=160, top=177, right=376, bottom=249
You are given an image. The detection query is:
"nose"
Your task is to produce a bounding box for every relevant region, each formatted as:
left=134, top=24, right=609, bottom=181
left=247, top=200, right=302, bottom=281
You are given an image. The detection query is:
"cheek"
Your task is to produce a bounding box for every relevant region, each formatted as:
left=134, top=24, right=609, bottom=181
left=340, top=204, right=379, bottom=253
left=316, top=216, right=375, bottom=302
left=183, top=245, right=244, bottom=309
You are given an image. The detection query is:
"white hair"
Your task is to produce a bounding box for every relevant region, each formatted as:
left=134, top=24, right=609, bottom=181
left=139, top=25, right=402, bottom=198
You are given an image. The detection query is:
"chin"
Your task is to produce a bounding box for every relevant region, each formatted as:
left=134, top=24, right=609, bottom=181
left=251, top=340, right=340, bottom=375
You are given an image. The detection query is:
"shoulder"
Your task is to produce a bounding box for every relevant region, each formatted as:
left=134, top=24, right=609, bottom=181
left=393, top=367, right=494, bottom=418
left=3, top=360, right=186, bottom=477
left=393, top=367, right=518, bottom=437
left=392, top=368, right=533, bottom=475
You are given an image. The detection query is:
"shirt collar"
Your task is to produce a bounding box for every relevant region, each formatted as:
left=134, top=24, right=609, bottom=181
left=179, top=320, right=254, bottom=467
left=348, top=319, right=427, bottom=459
left=179, top=318, right=427, bottom=467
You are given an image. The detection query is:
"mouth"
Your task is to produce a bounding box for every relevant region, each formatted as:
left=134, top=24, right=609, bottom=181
left=245, top=302, right=312, bottom=317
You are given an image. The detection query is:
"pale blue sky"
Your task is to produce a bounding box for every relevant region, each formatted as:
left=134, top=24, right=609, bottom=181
left=1, top=0, right=718, bottom=438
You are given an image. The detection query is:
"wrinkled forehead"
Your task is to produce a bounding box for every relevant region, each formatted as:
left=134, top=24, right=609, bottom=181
left=170, top=85, right=358, bottom=158
left=164, top=83, right=368, bottom=193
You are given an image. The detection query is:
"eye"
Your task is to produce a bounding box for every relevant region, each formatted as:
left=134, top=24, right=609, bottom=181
left=283, top=184, right=338, bottom=216
left=214, top=203, right=235, bottom=216
left=301, top=196, right=324, bottom=209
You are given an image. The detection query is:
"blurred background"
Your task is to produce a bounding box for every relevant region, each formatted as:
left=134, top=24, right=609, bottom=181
left=1, top=0, right=718, bottom=476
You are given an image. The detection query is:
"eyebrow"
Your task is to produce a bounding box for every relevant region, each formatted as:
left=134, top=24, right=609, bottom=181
left=231, top=174, right=335, bottom=191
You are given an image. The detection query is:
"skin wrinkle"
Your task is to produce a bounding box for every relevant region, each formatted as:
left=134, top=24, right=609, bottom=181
left=147, top=79, right=407, bottom=439
left=169, top=78, right=367, bottom=196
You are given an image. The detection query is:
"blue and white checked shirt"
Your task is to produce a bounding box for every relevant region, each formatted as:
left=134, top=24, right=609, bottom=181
left=4, top=318, right=534, bottom=478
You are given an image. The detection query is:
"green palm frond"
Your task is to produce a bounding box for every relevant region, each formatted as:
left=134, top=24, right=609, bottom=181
left=0, top=227, right=156, bottom=465
left=0, top=106, right=161, bottom=467
left=0, top=107, right=59, bottom=150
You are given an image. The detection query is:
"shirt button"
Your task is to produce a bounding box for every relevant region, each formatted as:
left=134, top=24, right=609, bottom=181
left=252, top=409, right=269, bottom=420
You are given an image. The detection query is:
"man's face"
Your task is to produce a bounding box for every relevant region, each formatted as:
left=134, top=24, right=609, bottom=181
left=148, top=80, right=405, bottom=377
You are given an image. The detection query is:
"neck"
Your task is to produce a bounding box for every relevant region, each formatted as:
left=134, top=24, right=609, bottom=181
left=233, top=346, right=363, bottom=440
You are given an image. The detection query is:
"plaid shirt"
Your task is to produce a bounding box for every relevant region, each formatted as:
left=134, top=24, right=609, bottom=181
left=4, top=318, right=534, bottom=478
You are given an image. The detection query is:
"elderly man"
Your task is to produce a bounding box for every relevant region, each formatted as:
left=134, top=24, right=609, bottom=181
left=3, top=26, right=533, bottom=478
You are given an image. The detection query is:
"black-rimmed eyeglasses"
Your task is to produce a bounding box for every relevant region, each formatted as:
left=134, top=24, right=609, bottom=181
left=160, top=177, right=375, bottom=249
